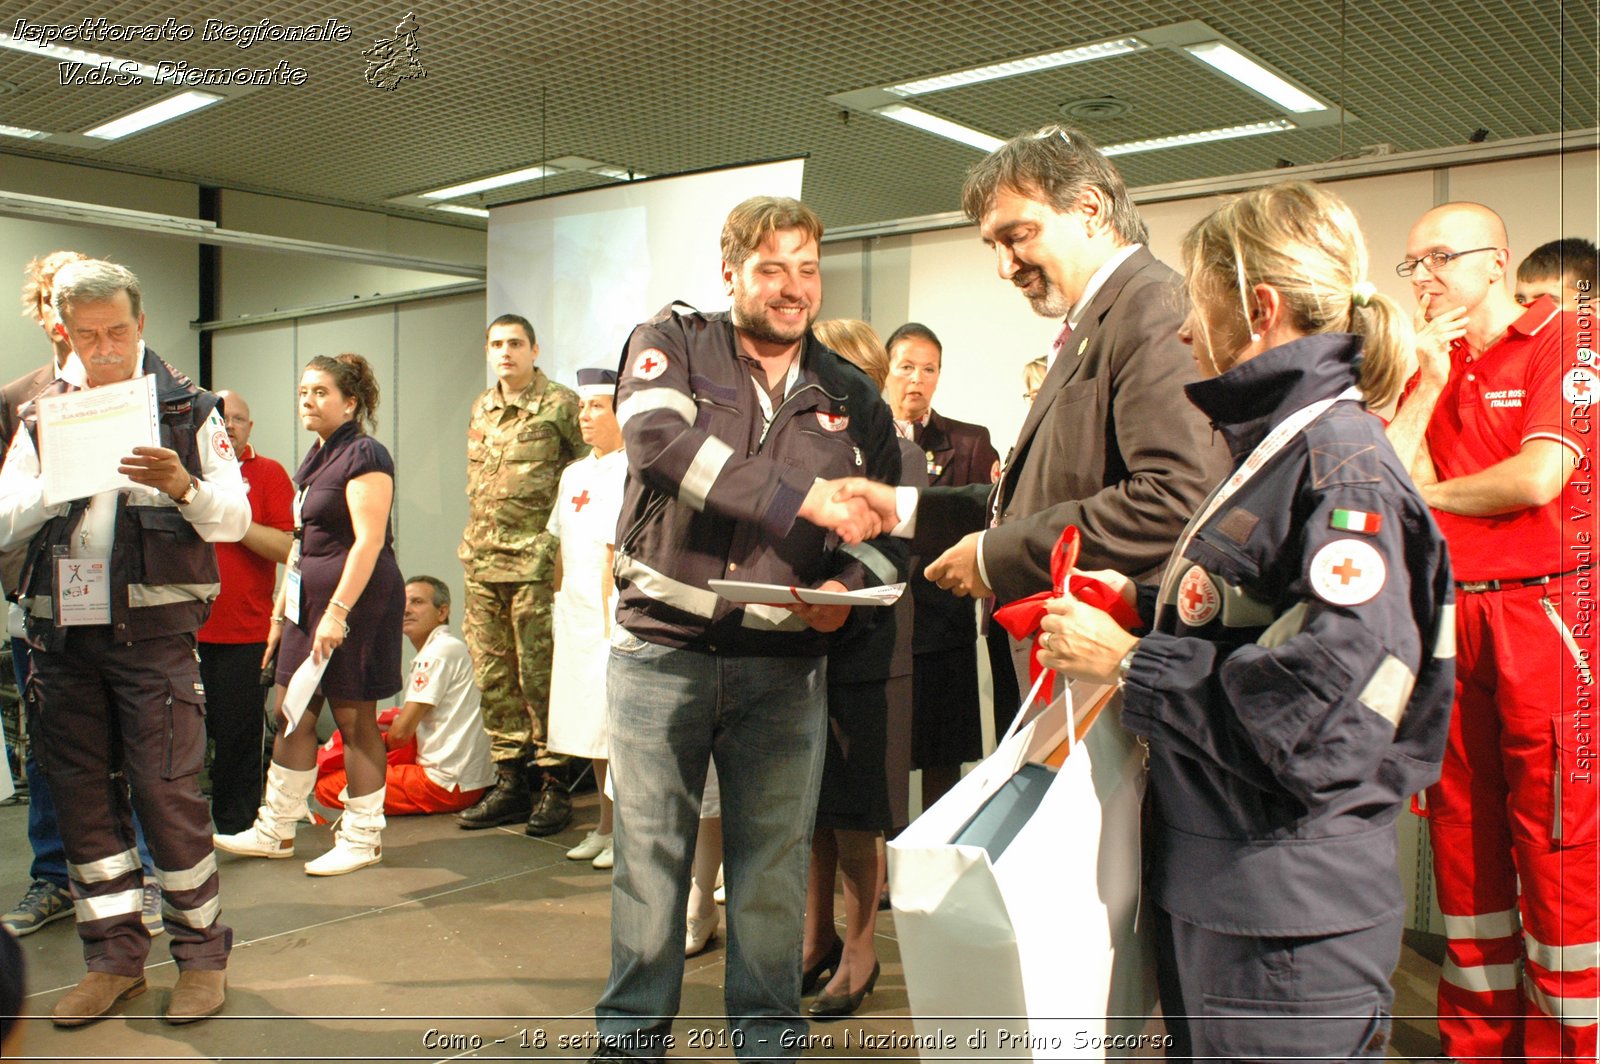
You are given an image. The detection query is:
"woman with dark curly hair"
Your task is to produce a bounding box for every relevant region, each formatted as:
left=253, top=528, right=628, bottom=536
left=215, top=353, right=405, bottom=876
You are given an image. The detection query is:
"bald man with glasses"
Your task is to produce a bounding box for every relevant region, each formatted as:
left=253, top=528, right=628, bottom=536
left=1387, top=202, right=1596, bottom=1062
left=198, top=390, right=295, bottom=835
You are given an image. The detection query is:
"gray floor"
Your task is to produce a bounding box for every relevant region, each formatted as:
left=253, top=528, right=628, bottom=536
left=2, top=790, right=1446, bottom=1062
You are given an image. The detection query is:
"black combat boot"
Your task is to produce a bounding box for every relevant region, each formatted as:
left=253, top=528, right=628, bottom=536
left=456, top=761, right=531, bottom=829
left=525, top=773, right=573, bottom=836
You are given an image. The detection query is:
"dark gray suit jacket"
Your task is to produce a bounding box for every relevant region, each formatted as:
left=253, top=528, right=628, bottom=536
left=915, top=245, right=1229, bottom=610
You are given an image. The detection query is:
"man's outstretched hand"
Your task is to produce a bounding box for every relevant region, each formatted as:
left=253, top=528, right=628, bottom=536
left=799, top=480, right=882, bottom=544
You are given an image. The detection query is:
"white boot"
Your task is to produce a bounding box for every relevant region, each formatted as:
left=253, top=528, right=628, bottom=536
left=304, top=787, right=385, bottom=876
left=213, top=763, right=316, bottom=858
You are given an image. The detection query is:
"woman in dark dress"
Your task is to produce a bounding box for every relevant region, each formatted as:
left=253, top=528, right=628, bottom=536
left=214, top=354, right=405, bottom=877
left=800, top=319, right=920, bottom=1018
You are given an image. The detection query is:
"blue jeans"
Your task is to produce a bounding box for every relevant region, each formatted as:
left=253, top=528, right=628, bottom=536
left=17, top=637, right=155, bottom=888
left=597, top=632, right=827, bottom=1062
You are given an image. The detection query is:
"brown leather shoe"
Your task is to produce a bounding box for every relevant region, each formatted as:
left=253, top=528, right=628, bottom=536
left=51, top=971, right=147, bottom=1027
left=165, top=968, right=227, bottom=1024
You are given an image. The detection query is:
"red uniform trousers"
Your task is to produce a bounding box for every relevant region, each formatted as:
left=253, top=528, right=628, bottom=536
left=314, top=765, right=483, bottom=816
left=1428, top=574, right=1598, bottom=1061
left=29, top=628, right=231, bottom=975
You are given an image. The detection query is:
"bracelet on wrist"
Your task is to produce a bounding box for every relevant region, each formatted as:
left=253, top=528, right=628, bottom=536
left=328, top=597, right=353, bottom=614
left=326, top=613, right=350, bottom=637
left=270, top=615, right=287, bottom=625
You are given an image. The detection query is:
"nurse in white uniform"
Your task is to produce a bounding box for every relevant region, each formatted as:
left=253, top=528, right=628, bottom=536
left=546, top=368, right=628, bottom=870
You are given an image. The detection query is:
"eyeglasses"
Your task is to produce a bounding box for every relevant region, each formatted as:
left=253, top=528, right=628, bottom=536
left=1395, top=247, right=1499, bottom=278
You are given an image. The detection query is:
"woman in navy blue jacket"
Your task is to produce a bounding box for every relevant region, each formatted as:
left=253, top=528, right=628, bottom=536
left=1036, top=181, right=1455, bottom=1060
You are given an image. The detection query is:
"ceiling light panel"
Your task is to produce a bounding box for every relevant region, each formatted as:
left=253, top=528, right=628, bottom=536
left=1183, top=41, right=1328, bottom=113
left=84, top=91, right=223, bottom=140
left=887, top=37, right=1148, bottom=96
left=1100, top=119, right=1296, bottom=156
left=420, top=165, right=558, bottom=200
left=874, top=104, right=1005, bottom=152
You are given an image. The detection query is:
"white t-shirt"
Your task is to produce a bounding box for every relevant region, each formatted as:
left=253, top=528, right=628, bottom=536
left=407, top=625, right=497, bottom=792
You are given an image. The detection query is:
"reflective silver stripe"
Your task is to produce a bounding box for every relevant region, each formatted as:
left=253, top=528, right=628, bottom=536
left=68, top=848, right=139, bottom=885
left=1523, top=971, right=1600, bottom=1027
left=154, top=852, right=217, bottom=894
left=841, top=541, right=897, bottom=585
left=1434, top=603, right=1457, bottom=659
left=1525, top=930, right=1600, bottom=974
left=616, top=387, right=696, bottom=428
left=615, top=555, right=718, bottom=619
left=1442, top=907, right=1519, bottom=940
left=1358, top=653, right=1416, bottom=728
left=1540, top=597, right=1594, bottom=686
left=162, top=894, right=221, bottom=929
left=740, top=603, right=810, bottom=632
left=127, top=582, right=220, bottom=608
left=74, top=888, right=142, bottom=923
left=1441, top=958, right=1520, bottom=993
left=1256, top=602, right=1308, bottom=649
left=678, top=436, right=734, bottom=511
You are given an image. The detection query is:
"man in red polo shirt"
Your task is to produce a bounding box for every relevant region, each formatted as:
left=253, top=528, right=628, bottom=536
left=198, top=389, right=294, bottom=835
left=1388, top=202, right=1597, bottom=1061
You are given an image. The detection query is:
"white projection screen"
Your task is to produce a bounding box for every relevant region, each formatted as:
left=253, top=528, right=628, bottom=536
left=486, top=158, right=805, bottom=390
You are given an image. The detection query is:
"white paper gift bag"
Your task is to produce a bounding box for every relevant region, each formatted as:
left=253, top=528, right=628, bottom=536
left=888, top=678, right=1156, bottom=1060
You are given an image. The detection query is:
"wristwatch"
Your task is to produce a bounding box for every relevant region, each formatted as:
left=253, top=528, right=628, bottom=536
left=174, top=477, right=199, bottom=506
left=1115, top=642, right=1140, bottom=687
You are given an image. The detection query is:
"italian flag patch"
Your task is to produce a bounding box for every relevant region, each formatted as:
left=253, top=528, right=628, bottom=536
left=1330, top=508, right=1382, bottom=535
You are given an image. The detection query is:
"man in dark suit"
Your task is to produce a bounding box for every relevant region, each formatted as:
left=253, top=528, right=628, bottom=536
left=842, top=125, right=1227, bottom=691
left=882, top=322, right=999, bottom=805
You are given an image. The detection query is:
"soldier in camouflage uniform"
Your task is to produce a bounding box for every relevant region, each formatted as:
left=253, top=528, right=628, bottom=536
left=457, top=313, right=585, bottom=835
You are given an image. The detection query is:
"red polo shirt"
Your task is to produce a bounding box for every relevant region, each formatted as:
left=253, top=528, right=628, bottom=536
left=198, top=444, right=295, bottom=643
left=1425, top=297, right=1592, bottom=581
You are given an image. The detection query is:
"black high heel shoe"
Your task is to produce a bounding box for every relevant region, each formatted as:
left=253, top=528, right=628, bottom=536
left=800, top=937, right=843, bottom=996
left=808, top=960, right=879, bottom=1019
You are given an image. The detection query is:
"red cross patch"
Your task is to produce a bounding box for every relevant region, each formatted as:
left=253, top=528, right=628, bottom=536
left=632, top=348, right=668, bottom=381
left=411, top=660, right=432, bottom=691
left=816, top=411, right=849, bottom=432
left=571, top=489, right=591, bottom=512
left=1309, top=538, right=1385, bottom=606
left=1176, top=565, right=1220, bottom=626
left=211, top=430, right=235, bottom=462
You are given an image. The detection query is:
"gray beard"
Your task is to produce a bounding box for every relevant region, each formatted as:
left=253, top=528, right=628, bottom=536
left=1026, top=283, right=1072, bottom=319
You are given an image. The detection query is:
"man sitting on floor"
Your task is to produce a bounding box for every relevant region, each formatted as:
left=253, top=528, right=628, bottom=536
left=315, top=576, right=497, bottom=815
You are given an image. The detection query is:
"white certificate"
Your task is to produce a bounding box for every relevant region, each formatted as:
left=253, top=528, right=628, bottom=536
left=36, top=375, right=160, bottom=507
left=280, top=651, right=331, bottom=736
left=708, top=579, right=905, bottom=607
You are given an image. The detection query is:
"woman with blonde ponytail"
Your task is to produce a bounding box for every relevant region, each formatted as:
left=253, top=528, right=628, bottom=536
left=1033, top=181, right=1455, bottom=1059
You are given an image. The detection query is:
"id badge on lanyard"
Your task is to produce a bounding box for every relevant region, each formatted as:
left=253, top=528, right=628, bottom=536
left=56, top=555, right=111, bottom=625
left=286, top=486, right=306, bottom=626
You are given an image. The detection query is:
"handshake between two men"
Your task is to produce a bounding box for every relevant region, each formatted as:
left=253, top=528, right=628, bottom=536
left=797, top=477, right=992, bottom=599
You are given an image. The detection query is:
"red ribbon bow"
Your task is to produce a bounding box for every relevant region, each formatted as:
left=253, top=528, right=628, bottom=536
left=991, top=526, right=1140, bottom=700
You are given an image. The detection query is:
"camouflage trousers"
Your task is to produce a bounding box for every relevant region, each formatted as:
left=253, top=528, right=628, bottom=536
left=462, top=577, right=562, bottom=767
